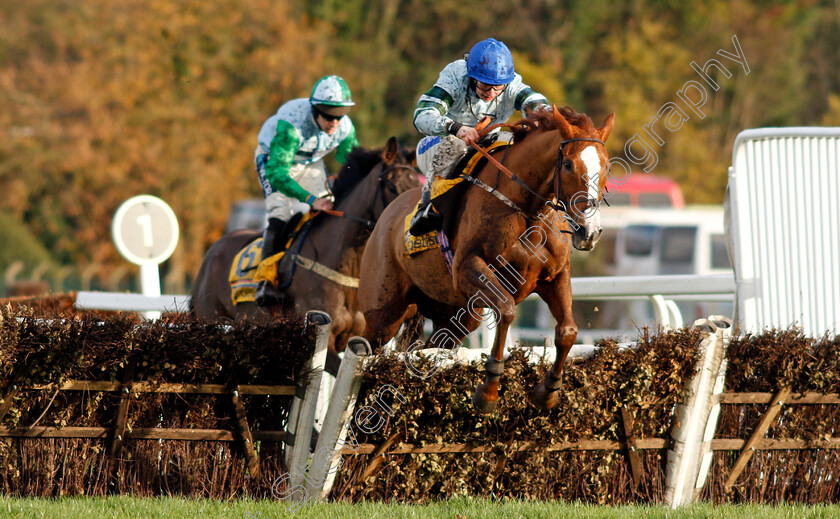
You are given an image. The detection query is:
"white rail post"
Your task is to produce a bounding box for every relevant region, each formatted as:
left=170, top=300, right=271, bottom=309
left=305, top=336, right=372, bottom=500
left=664, top=315, right=732, bottom=507
left=285, top=310, right=330, bottom=489
left=650, top=295, right=672, bottom=329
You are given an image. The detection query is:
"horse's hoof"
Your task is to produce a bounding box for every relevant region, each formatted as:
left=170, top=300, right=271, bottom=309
left=528, top=382, right=560, bottom=410
left=472, top=385, right=498, bottom=414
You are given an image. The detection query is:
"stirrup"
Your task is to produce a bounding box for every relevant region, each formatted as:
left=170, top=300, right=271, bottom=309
left=409, top=202, right=442, bottom=236
left=255, top=281, right=284, bottom=308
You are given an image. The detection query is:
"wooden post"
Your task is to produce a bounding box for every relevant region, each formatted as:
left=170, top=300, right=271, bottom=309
left=231, top=385, right=260, bottom=480
left=358, top=431, right=401, bottom=482
left=285, top=311, right=330, bottom=489
left=107, top=360, right=135, bottom=488
left=723, top=385, right=791, bottom=492
left=306, top=336, right=372, bottom=500
left=620, top=405, right=642, bottom=488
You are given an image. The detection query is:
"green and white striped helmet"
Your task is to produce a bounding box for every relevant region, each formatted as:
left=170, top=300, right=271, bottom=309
left=309, top=75, right=355, bottom=117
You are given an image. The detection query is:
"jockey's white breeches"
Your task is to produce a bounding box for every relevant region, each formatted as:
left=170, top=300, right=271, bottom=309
left=415, top=135, right=468, bottom=190
left=262, top=160, right=329, bottom=221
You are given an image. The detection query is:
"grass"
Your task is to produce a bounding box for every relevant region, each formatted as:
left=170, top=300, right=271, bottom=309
left=1, top=497, right=840, bottom=519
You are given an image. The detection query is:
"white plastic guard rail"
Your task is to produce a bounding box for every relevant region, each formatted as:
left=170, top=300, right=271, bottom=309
left=570, top=273, right=735, bottom=299
left=75, top=273, right=736, bottom=329
left=570, top=273, right=735, bottom=329
left=75, top=291, right=191, bottom=313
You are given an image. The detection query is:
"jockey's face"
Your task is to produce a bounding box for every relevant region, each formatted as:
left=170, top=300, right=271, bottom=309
left=474, top=81, right=507, bottom=102
left=315, top=112, right=341, bottom=135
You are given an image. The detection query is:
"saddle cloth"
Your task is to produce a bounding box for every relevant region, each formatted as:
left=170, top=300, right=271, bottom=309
left=228, top=213, right=313, bottom=305
left=229, top=237, right=264, bottom=305
left=404, top=140, right=510, bottom=256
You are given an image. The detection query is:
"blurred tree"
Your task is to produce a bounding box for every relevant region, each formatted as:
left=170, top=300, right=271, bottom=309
left=0, top=213, right=55, bottom=272
left=0, top=0, right=332, bottom=279
left=0, top=0, right=835, bottom=282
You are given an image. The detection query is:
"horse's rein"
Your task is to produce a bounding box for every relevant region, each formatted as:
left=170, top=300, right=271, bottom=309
left=317, top=163, right=419, bottom=229
left=467, top=120, right=562, bottom=212
left=465, top=120, right=607, bottom=223
left=316, top=209, right=375, bottom=228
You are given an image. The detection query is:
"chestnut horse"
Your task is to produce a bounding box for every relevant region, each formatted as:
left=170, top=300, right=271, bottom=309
left=359, top=106, right=614, bottom=412
left=191, top=138, right=419, bottom=373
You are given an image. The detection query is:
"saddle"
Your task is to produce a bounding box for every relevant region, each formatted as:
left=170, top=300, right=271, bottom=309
left=229, top=213, right=312, bottom=306
left=405, top=139, right=512, bottom=257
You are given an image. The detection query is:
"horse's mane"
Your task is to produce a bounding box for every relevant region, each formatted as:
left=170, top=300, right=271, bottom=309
left=510, top=106, right=596, bottom=142
left=331, top=147, right=385, bottom=203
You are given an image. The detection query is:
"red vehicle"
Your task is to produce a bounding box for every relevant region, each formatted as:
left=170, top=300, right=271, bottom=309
left=606, top=174, right=685, bottom=208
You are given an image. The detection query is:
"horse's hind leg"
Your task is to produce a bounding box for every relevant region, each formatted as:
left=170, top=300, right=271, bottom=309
left=529, top=273, right=577, bottom=410
left=191, top=245, right=234, bottom=319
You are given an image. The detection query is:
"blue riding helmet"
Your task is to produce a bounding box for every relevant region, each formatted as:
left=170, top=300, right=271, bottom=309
left=466, top=38, right=515, bottom=85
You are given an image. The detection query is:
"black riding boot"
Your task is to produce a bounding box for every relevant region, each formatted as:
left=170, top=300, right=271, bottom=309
left=409, top=188, right=442, bottom=236
left=255, top=217, right=288, bottom=308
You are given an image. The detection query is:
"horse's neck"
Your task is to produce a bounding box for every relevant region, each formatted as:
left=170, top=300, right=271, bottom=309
left=474, top=130, right=559, bottom=208
left=505, top=130, right=560, bottom=179
left=306, top=170, right=380, bottom=269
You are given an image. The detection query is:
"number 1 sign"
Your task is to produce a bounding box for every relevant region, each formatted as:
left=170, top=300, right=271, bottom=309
left=112, top=196, right=180, bottom=317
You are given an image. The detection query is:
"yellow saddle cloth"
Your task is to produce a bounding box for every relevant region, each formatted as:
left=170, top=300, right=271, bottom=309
left=229, top=238, right=264, bottom=305
left=404, top=141, right=509, bottom=256
left=228, top=213, right=313, bottom=305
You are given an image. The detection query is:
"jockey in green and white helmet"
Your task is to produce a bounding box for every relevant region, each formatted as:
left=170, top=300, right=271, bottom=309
left=253, top=75, right=360, bottom=306
left=409, top=38, right=549, bottom=236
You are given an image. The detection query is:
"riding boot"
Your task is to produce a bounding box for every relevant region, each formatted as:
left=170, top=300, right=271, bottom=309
left=255, top=218, right=288, bottom=308
left=409, top=187, right=443, bottom=236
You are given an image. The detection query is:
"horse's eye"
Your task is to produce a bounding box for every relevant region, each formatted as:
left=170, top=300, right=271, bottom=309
left=563, top=159, right=573, bottom=171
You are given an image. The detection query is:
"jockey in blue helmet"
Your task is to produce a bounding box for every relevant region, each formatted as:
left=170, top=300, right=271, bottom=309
left=410, top=38, right=548, bottom=236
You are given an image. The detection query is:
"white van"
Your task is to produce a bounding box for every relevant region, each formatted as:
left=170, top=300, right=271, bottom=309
left=611, top=206, right=731, bottom=277
left=606, top=206, right=732, bottom=328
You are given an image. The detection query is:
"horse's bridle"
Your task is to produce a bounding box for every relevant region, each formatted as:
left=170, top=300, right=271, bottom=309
left=320, top=162, right=417, bottom=230
left=464, top=135, right=607, bottom=226
left=553, top=137, right=608, bottom=216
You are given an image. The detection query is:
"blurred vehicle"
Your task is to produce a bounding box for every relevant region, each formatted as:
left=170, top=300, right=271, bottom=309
left=606, top=174, right=685, bottom=208
left=225, top=199, right=267, bottom=233
left=608, top=206, right=732, bottom=328
left=612, top=206, right=730, bottom=276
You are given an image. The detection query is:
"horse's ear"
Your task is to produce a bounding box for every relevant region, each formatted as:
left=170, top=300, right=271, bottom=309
left=598, top=113, right=615, bottom=142
left=551, top=105, right=574, bottom=138
left=382, top=137, right=399, bottom=165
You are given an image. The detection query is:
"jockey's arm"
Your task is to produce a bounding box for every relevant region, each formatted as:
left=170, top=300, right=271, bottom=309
left=511, top=80, right=549, bottom=117
left=265, top=120, right=318, bottom=204
left=413, top=63, right=460, bottom=137
left=334, top=123, right=359, bottom=165
left=413, top=85, right=456, bottom=137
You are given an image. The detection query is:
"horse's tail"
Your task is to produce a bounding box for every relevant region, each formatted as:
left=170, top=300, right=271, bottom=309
left=394, top=311, right=425, bottom=352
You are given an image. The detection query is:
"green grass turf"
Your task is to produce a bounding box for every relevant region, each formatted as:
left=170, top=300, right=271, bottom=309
left=0, top=496, right=838, bottom=518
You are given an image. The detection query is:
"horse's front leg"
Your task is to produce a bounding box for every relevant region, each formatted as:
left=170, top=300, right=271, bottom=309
left=454, top=256, right=516, bottom=414
left=529, top=272, right=577, bottom=410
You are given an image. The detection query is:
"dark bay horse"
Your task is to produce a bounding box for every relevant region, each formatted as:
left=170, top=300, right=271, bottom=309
left=359, top=106, right=614, bottom=412
left=191, top=138, right=419, bottom=372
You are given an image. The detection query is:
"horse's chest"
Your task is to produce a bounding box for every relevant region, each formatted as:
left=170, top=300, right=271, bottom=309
left=506, top=242, right=563, bottom=287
